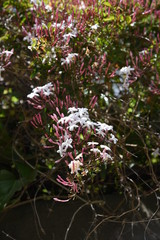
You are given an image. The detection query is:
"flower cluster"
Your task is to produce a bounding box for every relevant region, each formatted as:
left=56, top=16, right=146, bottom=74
left=27, top=82, right=54, bottom=99
left=0, top=49, right=14, bottom=81
left=27, top=82, right=117, bottom=198
left=45, top=105, right=117, bottom=197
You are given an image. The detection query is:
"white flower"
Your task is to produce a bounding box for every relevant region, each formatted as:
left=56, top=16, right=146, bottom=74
left=116, top=66, right=134, bottom=89
left=68, top=123, right=79, bottom=131
left=61, top=53, right=78, bottom=65
left=95, top=122, right=113, bottom=137
left=100, top=94, right=109, bottom=105
left=100, top=152, right=112, bottom=161
left=100, top=145, right=111, bottom=151
left=45, top=4, right=52, bottom=12
left=63, top=28, right=77, bottom=40
left=52, top=21, right=65, bottom=30
left=78, top=108, right=89, bottom=118
left=68, top=107, right=79, bottom=113
left=75, top=153, right=83, bottom=159
left=79, top=1, right=85, bottom=9
left=109, top=134, right=118, bottom=144
left=97, top=122, right=113, bottom=131
left=23, top=32, right=32, bottom=43
left=87, top=142, right=99, bottom=146
left=119, top=66, right=134, bottom=75
left=90, top=148, right=101, bottom=154
left=57, top=137, right=73, bottom=157
left=139, top=50, right=148, bottom=55
left=152, top=148, right=160, bottom=158
left=27, top=82, right=54, bottom=98
left=59, top=107, right=93, bottom=131
left=0, top=66, right=5, bottom=81
left=68, top=160, right=83, bottom=174
left=57, top=132, right=73, bottom=157
left=2, top=49, right=14, bottom=58
left=91, top=24, right=99, bottom=30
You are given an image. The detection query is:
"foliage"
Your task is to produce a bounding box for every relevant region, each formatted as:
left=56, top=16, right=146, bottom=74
left=0, top=0, right=160, bottom=213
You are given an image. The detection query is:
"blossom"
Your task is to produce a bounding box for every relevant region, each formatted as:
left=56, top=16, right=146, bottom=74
left=75, top=153, right=83, bottom=160
left=0, top=66, right=5, bottom=81
left=63, top=28, right=77, bottom=40
left=45, top=4, right=52, bottom=12
left=61, top=53, right=78, bottom=65
left=68, top=107, right=79, bottom=113
left=58, top=107, right=92, bottom=130
left=100, top=151, right=113, bottom=161
left=27, top=82, right=54, bottom=99
left=87, top=142, right=99, bottom=146
left=91, top=24, right=99, bottom=30
left=23, top=32, right=33, bottom=43
left=68, top=160, right=83, bottom=174
left=117, top=66, right=134, bottom=76
left=57, top=132, right=73, bottom=157
left=79, top=1, right=85, bottom=10
left=90, top=148, right=101, bottom=154
left=152, top=148, right=160, bottom=158
left=116, top=66, right=134, bottom=88
left=100, top=145, right=111, bottom=151
left=95, top=122, right=113, bottom=137
left=109, top=133, right=118, bottom=144
left=100, top=94, right=109, bottom=105
left=1, top=49, right=14, bottom=58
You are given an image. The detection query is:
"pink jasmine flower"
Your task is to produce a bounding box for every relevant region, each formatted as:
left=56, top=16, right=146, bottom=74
left=68, top=160, right=83, bottom=174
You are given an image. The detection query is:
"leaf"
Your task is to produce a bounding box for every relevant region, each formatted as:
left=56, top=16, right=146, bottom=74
left=11, top=96, right=19, bottom=104
left=126, top=16, right=132, bottom=24
left=103, top=2, right=111, bottom=7
left=103, top=15, right=115, bottom=22
left=101, top=0, right=111, bottom=7
left=15, top=161, right=37, bottom=185
left=0, top=170, right=22, bottom=210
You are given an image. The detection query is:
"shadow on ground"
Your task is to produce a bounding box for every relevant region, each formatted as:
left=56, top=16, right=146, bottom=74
left=0, top=193, right=160, bottom=240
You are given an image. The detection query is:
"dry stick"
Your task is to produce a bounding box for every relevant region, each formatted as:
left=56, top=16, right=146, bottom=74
left=117, top=222, right=125, bottom=240
left=3, top=195, right=51, bottom=212
left=85, top=187, right=140, bottom=240
left=33, top=183, right=46, bottom=238
left=125, top=161, right=160, bottom=240
left=93, top=216, right=160, bottom=224
left=64, top=200, right=104, bottom=240
left=133, top=129, right=160, bottom=240
left=2, top=231, right=16, bottom=240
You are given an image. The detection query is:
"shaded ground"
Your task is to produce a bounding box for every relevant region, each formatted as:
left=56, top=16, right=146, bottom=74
left=0, top=193, right=160, bottom=240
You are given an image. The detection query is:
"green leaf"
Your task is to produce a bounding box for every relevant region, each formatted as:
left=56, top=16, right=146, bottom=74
left=104, top=2, right=111, bottom=7
left=103, top=15, right=115, bottom=22
left=101, top=0, right=111, bottom=7
left=15, top=161, right=37, bottom=185
left=0, top=170, right=22, bottom=210
left=11, top=96, right=19, bottom=104
left=126, top=16, right=132, bottom=24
